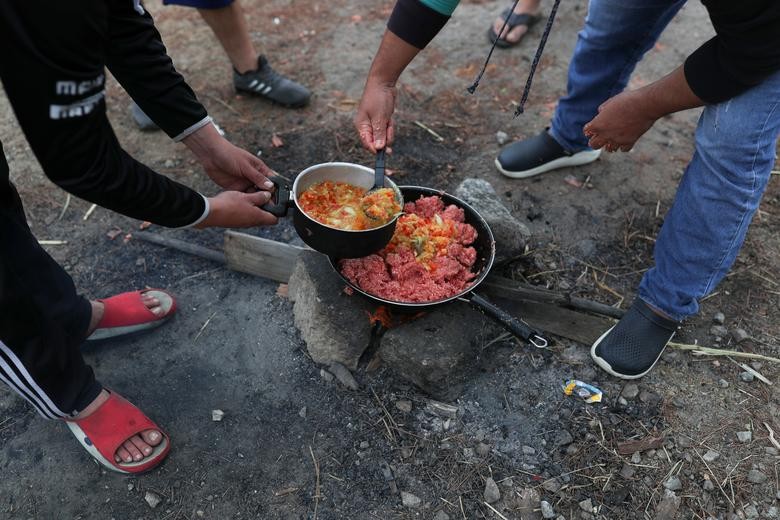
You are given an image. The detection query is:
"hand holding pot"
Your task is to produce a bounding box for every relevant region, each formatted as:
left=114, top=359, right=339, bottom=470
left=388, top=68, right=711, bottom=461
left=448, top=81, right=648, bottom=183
left=183, top=123, right=276, bottom=192
left=195, top=191, right=278, bottom=229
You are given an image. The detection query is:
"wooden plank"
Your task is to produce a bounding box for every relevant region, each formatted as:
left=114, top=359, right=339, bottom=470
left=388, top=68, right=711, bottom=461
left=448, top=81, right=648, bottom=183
left=492, top=297, right=616, bottom=345
left=223, top=231, right=306, bottom=282
left=482, top=275, right=626, bottom=320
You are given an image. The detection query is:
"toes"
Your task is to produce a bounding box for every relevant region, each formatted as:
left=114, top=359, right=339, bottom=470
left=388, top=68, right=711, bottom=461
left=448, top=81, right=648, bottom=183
left=130, top=434, right=153, bottom=457
left=122, top=439, right=144, bottom=461
left=506, top=24, right=528, bottom=43
left=141, top=429, right=163, bottom=447
left=114, top=431, right=163, bottom=464
left=116, top=446, right=134, bottom=464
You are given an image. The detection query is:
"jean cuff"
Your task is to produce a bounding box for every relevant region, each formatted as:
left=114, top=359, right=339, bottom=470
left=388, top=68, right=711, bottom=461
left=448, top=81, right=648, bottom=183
left=548, top=126, right=592, bottom=154
left=636, top=294, right=686, bottom=323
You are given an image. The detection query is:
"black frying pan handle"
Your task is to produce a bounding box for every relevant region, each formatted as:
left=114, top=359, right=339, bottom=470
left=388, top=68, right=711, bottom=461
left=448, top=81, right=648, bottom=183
left=374, top=148, right=386, bottom=190
left=460, top=293, right=548, bottom=348
left=261, top=175, right=292, bottom=217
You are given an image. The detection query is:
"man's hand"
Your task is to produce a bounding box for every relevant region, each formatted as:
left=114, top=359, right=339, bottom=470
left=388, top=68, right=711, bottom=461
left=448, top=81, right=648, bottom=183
left=183, top=123, right=275, bottom=192
left=354, top=30, right=421, bottom=153
left=354, top=80, right=397, bottom=153
left=583, top=90, right=658, bottom=152
left=195, top=191, right=278, bottom=229
left=583, top=65, right=704, bottom=153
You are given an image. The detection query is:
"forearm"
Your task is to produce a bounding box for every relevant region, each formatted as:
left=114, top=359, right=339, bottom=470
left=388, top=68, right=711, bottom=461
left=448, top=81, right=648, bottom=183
left=634, top=65, right=703, bottom=119
left=365, top=30, right=421, bottom=87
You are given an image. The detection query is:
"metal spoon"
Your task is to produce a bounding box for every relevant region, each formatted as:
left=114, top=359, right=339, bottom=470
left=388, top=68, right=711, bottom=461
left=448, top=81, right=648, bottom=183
left=361, top=148, right=402, bottom=222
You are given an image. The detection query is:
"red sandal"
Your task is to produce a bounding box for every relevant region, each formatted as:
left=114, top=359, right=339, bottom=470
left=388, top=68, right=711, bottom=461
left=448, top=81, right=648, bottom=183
left=66, top=391, right=170, bottom=474
left=87, top=289, right=176, bottom=342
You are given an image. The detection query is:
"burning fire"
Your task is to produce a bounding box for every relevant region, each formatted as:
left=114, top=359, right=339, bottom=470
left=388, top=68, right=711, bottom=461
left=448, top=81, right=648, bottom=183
left=366, top=305, right=426, bottom=329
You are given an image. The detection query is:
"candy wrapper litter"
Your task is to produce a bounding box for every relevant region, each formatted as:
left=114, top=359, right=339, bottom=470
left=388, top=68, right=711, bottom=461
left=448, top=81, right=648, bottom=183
left=562, top=380, right=603, bottom=403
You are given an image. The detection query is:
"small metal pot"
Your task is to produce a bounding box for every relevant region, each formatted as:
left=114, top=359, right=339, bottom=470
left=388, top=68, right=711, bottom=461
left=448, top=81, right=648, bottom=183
left=263, top=162, right=403, bottom=259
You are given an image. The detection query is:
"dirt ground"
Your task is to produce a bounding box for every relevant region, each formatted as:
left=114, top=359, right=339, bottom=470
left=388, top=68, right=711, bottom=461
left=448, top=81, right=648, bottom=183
left=1, top=0, right=779, bottom=519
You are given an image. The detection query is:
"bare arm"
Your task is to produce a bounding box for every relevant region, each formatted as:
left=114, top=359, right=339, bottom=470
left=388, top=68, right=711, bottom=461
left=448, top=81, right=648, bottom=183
left=354, top=31, right=421, bottom=153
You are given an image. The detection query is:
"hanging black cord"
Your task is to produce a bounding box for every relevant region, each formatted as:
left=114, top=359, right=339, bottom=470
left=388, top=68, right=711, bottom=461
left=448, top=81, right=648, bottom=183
left=466, top=0, right=521, bottom=94
left=467, top=0, right=563, bottom=118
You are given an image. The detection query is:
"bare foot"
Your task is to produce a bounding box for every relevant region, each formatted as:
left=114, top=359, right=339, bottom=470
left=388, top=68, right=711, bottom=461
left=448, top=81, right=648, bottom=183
left=87, top=292, right=166, bottom=336
left=74, top=389, right=163, bottom=464
left=492, top=0, right=542, bottom=44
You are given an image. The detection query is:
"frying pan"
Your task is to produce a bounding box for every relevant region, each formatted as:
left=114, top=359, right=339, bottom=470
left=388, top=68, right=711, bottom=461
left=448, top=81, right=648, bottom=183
left=328, top=186, right=548, bottom=348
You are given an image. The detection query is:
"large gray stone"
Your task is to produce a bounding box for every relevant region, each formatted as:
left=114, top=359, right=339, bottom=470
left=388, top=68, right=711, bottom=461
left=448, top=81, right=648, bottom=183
left=379, top=303, right=497, bottom=401
left=288, top=250, right=374, bottom=369
left=454, top=178, right=531, bottom=262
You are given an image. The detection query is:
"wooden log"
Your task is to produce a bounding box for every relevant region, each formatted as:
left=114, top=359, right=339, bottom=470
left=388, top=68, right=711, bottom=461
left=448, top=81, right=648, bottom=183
left=223, top=231, right=305, bottom=282
left=134, top=232, right=226, bottom=264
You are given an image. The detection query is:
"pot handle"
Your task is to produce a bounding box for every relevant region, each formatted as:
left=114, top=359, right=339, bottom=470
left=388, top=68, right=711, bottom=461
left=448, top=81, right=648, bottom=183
left=261, top=175, right=292, bottom=217
left=459, top=292, right=548, bottom=348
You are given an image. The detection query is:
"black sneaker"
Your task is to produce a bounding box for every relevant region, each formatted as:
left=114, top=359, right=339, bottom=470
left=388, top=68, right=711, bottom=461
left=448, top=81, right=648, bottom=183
left=234, top=55, right=311, bottom=108
left=495, top=130, right=601, bottom=179
left=591, top=299, right=680, bottom=379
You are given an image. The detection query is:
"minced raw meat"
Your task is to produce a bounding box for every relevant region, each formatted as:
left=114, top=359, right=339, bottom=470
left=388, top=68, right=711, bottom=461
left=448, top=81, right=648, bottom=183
left=339, top=195, right=479, bottom=303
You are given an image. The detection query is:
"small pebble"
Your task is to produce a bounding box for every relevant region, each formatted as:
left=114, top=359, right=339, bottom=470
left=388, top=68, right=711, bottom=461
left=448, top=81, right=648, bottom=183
left=522, top=445, right=536, bottom=455
left=631, top=452, right=642, bottom=464
left=736, top=431, right=752, bottom=443
left=557, top=430, right=574, bottom=446
left=483, top=477, right=501, bottom=503
left=401, top=491, right=421, bottom=508
left=731, top=328, right=749, bottom=343
left=743, top=504, right=759, bottom=519
left=495, top=130, right=509, bottom=145
left=703, top=479, right=715, bottom=491
left=664, top=476, right=682, bottom=491
left=542, top=479, right=561, bottom=493
left=578, top=498, right=594, bottom=513
left=359, top=441, right=370, bottom=449
left=540, top=500, right=556, bottom=519
left=712, top=312, right=725, bottom=324
left=619, top=464, right=635, bottom=479
left=475, top=443, right=491, bottom=457
left=298, top=406, right=307, bottom=419
left=211, top=409, right=225, bottom=422
left=718, top=379, right=729, bottom=388
left=163, top=159, right=175, bottom=168
left=433, top=511, right=450, bottom=520
left=144, top=491, right=162, bottom=509
left=710, top=325, right=728, bottom=338
left=746, top=470, right=767, bottom=484
left=394, top=400, right=412, bottom=413
left=740, top=371, right=755, bottom=383
left=702, top=450, right=720, bottom=463
left=621, top=383, right=640, bottom=400
left=639, top=390, right=661, bottom=405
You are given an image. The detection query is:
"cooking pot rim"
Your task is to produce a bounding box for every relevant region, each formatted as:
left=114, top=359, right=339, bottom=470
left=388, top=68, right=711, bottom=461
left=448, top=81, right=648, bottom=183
left=291, top=161, right=402, bottom=234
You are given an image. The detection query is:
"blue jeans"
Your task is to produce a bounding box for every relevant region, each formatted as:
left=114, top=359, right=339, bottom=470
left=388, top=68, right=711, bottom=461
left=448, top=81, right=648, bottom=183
left=550, top=0, right=780, bottom=320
